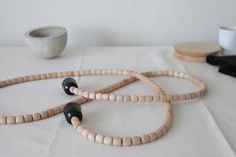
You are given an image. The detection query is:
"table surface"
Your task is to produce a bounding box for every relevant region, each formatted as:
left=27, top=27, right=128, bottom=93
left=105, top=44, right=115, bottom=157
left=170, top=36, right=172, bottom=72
left=0, top=46, right=235, bottom=157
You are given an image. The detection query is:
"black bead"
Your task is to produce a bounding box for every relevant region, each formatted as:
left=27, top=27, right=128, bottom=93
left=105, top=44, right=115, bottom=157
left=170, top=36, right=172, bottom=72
left=63, top=102, right=83, bottom=124
left=62, top=78, right=78, bottom=95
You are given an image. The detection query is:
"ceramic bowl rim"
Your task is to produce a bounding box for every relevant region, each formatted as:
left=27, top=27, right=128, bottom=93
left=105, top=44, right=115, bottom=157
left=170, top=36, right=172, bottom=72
left=25, top=26, right=67, bottom=40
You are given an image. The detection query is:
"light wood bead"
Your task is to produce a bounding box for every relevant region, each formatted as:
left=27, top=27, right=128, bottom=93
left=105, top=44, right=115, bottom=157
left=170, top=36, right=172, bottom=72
left=116, top=95, right=124, bottom=101
left=141, top=134, right=150, bottom=144
left=146, top=96, right=153, bottom=102
left=29, top=75, right=35, bottom=81
left=95, top=134, right=104, bottom=144
left=89, top=92, right=96, bottom=99
left=57, top=72, right=63, bottom=77
left=0, top=116, right=6, bottom=124
left=32, top=113, right=41, bottom=121
left=47, top=108, right=55, bottom=117
left=15, top=115, right=24, bottom=124
left=179, top=72, right=185, bottom=78
left=95, top=93, right=102, bottom=100
left=24, top=114, right=33, bottom=122
left=77, top=125, right=84, bottom=134
left=160, top=94, right=167, bottom=101
left=122, top=137, right=132, bottom=146
left=172, top=95, right=180, bottom=101
left=82, top=91, right=89, bottom=98
left=101, top=69, right=107, bottom=75
left=54, top=106, right=62, bottom=114
left=106, top=69, right=112, bottom=75
left=109, top=94, right=116, bottom=101
left=117, top=70, right=123, bottom=75
left=81, top=128, right=89, bottom=137
left=124, top=95, right=131, bottom=102
left=131, top=136, right=141, bottom=145
left=139, top=96, right=146, bottom=102
left=148, top=132, right=157, bottom=141
left=96, top=69, right=102, bottom=75
left=85, top=70, right=91, bottom=76
left=153, top=95, right=160, bottom=102
left=40, top=111, right=49, bottom=119
left=104, top=136, right=113, bottom=145
left=155, top=130, right=163, bottom=138
left=76, top=89, right=83, bottom=95
left=87, top=131, right=96, bottom=141
left=7, top=116, right=16, bottom=124
left=179, top=94, right=186, bottom=100
left=165, top=95, right=171, bottom=101
left=110, top=69, right=116, bottom=75
left=185, top=94, right=192, bottom=100
left=90, top=69, right=96, bottom=75
left=6, top=79, right=13, bottom=85
left=71, top=116, right=80, bottom=126
left=102, top=94, right=109, bottom=101
left=160, top=126, right=167, bottom=135
left=131, top=95, right=138, bottom=102
left=113, top=137, right=122, bottom=146
left=1, top=81, right=7, bottom=87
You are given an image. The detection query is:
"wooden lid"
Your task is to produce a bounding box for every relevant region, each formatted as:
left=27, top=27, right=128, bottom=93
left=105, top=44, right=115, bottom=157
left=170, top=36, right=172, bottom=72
left=174, top=42, right=221, bottom=57
left=173, top=51, right=206, bottom=63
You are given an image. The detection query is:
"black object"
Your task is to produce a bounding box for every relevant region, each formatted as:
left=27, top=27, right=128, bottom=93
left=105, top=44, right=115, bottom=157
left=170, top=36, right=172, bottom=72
left=207, top=55, right=236, bottom=66
left=63, top=102, right=83, bottom=124
left=62, top=78, right=78, bottom=95
left=219, top=63, right=236, bottom=78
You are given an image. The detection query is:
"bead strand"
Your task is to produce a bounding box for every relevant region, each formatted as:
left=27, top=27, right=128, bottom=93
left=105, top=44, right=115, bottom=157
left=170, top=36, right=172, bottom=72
left=70, top=70, right=207, bottom=102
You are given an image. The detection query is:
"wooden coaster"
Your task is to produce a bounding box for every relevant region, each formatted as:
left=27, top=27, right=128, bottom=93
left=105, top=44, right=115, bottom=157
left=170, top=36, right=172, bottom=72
left=173, top=42, right=221, bottom=63
left=174, top=42, right=221, bottom=57
left=173, top=51, right=206, bottom=63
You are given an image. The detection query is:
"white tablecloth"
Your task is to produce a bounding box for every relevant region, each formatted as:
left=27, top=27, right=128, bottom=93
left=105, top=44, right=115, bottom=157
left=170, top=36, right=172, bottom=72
left=0, top=46, right=235, bottom=157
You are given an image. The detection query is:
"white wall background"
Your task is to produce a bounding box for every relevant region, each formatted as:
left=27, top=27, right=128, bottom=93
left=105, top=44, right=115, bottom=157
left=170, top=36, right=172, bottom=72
left=0, top=0, right=236, bottom=46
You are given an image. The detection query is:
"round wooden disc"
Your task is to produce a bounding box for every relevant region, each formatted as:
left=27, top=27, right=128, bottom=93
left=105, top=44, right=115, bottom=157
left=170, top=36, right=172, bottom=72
left=173, top=51, right=206, bottom=63
left=174, top=42, right=221, bottom=57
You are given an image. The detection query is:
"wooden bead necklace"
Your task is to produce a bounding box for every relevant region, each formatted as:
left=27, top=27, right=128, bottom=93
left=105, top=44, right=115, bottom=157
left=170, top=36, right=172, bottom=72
left=0, top=69, right=207, bottom=147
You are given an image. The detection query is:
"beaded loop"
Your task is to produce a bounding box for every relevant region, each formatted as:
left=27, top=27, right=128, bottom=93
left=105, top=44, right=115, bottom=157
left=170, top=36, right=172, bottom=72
left=0, top=69, right=206, bottom=147
left=0, top=70, right=206, bottom=125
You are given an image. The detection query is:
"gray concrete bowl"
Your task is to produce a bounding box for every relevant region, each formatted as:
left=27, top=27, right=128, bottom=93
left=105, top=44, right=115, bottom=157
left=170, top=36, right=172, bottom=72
left=25, top=26, right=67, bottom=59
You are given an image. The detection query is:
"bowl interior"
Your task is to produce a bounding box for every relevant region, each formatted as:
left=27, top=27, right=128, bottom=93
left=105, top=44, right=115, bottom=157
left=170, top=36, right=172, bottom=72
left=29, top=27, right=66, bottom=38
